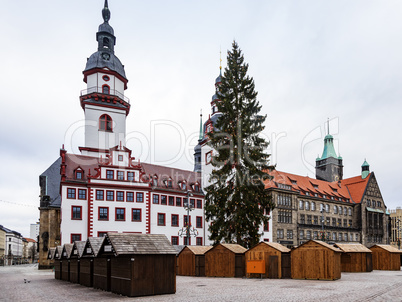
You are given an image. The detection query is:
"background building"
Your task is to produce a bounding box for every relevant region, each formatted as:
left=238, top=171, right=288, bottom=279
left=390, top=207, right=402, bottom=249
left=30, top=222, right=40, bottom=241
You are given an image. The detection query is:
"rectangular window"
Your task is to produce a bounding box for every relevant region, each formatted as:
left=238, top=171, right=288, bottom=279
left=127, top=172, right=134, bottom=181
left=106, top=170, right=114, bottom=179
left=117, top=171, right=124, bottom=180
left=190, top=199, right=195, bottom=208
left=343, top=219, right=347, bottom=227
left=326, top=217, right=330, bottom=226
left=314, top=216, right=318, bottom=225
left=196, top=237, right=203, bottom=246
left=76, top=171, right=82, bottom=179
left=96, top=190, right=104, bottom=200
left=183, top=198, right=188, bottom=207
left=196, top=199, right=202, bottom=209
left=106, top=190, right=114, bottom=201
left=183, top=237, right=191, bottom=245
left=306, top=230, right=311, bottom=240
left=176, top=197, right=182, bottom=207
left=287, top=230, right=293, bottom=239
left=264, top=222, right=269, bottom=232
left=300, top=214, right=305, bottom=224
left=277, top=229, right=284, bottom=239
left=98, top=232, right=107, bottom=237
left=171, top=236, right=179, bottom=245
left=171, top=214, right=179, bottom=227
left=307, top=215, right=312, bottom=224
left=299, top=230, right=304, bottom=240
left=67, top=188, right=76, bottom=199
left=71, top=234, right=81, bottom=243
left=332, top=218, right=337, bottom=227
left=153, top=194, right=159, bottom=204
left=99, top=207, right=108, bottom=220
left=116, top=208, right=125, bottom=221
left=116, top=191, right=124, bottom=201
left=349, top=220, right=352, bottom=227
left=168, top=196, right=175, bottom=206
left=313, top=231, right=318, bottom=239
left=132, top=209, right=141, bottom=222
left=118, top=155, right=123, bottom=161
left=72, top=206, right=82, bottom=220
left=196, top=216, right=202, bottom=228
left=161, top=195, right=167, bottom=205
left=78, top=189, right=87, bottom=200
left=158, top=213, right=166, bottom=226
left=184, top=215, right=191, bottom=227
left=136, top=192, right=144, bottom=202
left=126, top=192, right=134, bottom=202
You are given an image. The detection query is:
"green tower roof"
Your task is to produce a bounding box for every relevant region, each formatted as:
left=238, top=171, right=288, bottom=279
left=362, top=160, right=369, bottom=167
left=318, top=134, right=338, bottom=160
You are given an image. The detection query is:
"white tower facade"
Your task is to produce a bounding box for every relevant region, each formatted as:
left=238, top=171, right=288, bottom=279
left=79, top=1, right=130, bottom=157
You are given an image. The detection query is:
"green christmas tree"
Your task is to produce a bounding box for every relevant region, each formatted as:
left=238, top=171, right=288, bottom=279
left=204, top=41, right=275, bottom=248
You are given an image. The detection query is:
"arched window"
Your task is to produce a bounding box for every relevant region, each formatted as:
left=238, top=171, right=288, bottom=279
left=102, top=84, right=110, bottom=94
left=99, top=114, right=112, bottom=131
left=103, top=37, right=109, bottom=48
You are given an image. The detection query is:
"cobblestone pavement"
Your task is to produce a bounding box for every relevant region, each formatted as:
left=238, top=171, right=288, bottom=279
left=0, top=265, right=401, bottom=301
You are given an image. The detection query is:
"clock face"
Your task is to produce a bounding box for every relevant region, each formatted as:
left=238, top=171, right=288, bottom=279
left=102, top=52, right=110, bottom=61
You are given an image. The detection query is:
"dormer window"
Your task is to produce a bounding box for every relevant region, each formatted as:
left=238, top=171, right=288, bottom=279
left=75, top=169, right=84, bottom=180
left=167, top=179, right=172, bottom=188
left=99, top=114, right=112, bottom=131
left=152, top=176, right=158, bottom=187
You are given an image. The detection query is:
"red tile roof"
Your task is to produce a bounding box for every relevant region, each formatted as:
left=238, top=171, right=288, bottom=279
left=264, top=170, right=371, bottom=204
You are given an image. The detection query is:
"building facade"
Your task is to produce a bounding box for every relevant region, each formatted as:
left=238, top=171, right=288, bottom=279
left=30, top=223, right=40, bottom=241
left=264, top=137, right=389, bottom=248
left=38, top=1, right=206, bottom=267
left=0, top=226, right=6, bottom=264
left=390, top=207, right=402, bottom=249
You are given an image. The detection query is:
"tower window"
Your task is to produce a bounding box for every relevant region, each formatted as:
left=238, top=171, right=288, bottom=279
left=103, top=37, right=109, bottom=49
left=102, top=84, right=110, bottom=94
left=99, top=114, right=112, bottom=131
left=102, top=75, right=110, bottom=81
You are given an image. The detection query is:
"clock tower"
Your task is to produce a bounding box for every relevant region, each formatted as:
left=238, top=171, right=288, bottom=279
left=79, top=0, right=130, bottom=157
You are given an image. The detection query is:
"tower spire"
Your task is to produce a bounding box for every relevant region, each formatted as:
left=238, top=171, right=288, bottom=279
left=327, top=118, right=330, bottom=135
left=199, top=110, right=203, bottom=140
left=102, top=0, right=111, bottom=23
left=219, top=47, right=222, bottom=75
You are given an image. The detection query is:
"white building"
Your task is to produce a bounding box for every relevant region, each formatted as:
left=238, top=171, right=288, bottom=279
left=30, top=223, right=40, bottom=240
left=41, top=2, right=206, bottom=247
left=5, top=231, right=24, bottom=263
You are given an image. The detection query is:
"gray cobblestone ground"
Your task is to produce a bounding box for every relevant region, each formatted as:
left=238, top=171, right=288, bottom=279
left=0, top=264, right=401, bottom=301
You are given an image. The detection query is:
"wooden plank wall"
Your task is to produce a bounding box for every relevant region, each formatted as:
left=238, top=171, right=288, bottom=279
left=93, top=257, right=111, bottom=291
left=177, top=249, right=195, bottom=276
left=245, top=244, right=282, bottom=278
left=69, top=259, right=79, bottom=283
left=205, top=245, right=236, bottom=277
left=54, top=259, right=61, bottom=280
left=291, top=242, right=341, bottom=280
left=61, top=260, right=70, bottom=282
left=341, top=253, right=371, bottom=272
left=371, top=247, right=401, bottom=270
left=79, top=258, right=93, bottom=287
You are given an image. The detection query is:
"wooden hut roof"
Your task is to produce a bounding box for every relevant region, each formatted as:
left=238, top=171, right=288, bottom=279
left=334, top=243, right=371, bottom=253
left=106, top=233, right=177, bottom=255
left=88, top=237, right=104, bottom=256
left=54, top=246, right=63, bottom=259
left=62, top=243, right=73, bottom=258
left=47, top=247, right=56, bottom=260
left=173, top=245, right=186, bottom=255
left=371, top=244, right=402, bottom=253
left=220, top=243, right=247, bottom=254
left=181, top=245, right=213, bottom=256
left=299, top=240, right=342, bottom=252
left=73, top=241, right=86, bottom=257
left=262, top=242, right=291, bottom=253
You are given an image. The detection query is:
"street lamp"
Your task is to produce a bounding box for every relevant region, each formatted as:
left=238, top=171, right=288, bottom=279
left=178, top=190, right=198, bottom=245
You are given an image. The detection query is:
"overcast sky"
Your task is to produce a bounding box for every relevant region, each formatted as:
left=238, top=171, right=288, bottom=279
left=1, top=0, right=401, bottom=237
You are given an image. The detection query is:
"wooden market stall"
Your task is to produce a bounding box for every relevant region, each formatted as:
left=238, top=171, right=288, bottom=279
left=177, top=246, right=213, bottom=276
left=245, top=242, right=291, bottom=279
left=98, top=233, right=177, bottom=297
left=205, top=243, right=247, bottom=278
left=291, top=240, right=342, bottom=280
left=53, top=246, right=63, bottom=280
left=69, top=241, right=86, bottom=283
left=334, top=243, right=372, bottom=272
left=60, top=244, right=73, bottom=282
left=370, top=244, right=402, bottom=271
left=79, top=237, right=104, bottom=287
left=47, top=247, right=56, bottom=267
